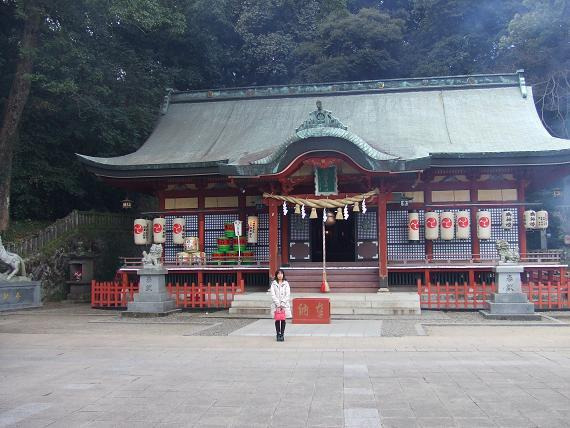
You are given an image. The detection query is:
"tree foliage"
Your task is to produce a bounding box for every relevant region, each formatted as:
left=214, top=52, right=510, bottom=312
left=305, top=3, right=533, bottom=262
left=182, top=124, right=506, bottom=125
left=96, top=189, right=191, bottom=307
left=0, top=0, right=568, bottom=225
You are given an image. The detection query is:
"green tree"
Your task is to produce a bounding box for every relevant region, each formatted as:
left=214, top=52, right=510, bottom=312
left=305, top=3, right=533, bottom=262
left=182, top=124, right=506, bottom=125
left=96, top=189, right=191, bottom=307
left=498, top=0, right=570, bottom=138
left=294, top=8, right=406, bottom=82
left=0, top=0, right=186, bottom=225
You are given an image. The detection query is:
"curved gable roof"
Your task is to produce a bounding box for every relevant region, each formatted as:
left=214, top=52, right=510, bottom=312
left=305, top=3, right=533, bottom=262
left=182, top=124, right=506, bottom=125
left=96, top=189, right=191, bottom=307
left=78, top=72, right=570, bottom=176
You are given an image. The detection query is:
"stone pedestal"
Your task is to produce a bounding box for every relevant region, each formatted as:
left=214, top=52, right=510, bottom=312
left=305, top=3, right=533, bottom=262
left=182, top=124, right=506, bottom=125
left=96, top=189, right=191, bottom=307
left=0, top=280, right=42, bottom=311
left=123, top=268, right=179, bottom=317
left=480, top=264, right=540, bottom=320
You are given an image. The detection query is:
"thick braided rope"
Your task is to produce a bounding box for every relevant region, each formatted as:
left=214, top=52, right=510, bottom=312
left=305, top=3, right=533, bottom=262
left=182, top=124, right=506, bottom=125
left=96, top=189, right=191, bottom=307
left=262, top=188, right=379, bottom=209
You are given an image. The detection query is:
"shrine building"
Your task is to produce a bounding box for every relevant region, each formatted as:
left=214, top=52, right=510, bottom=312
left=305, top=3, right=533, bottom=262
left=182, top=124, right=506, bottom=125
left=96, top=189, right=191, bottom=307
left=79, top=71, right=570, bottom=299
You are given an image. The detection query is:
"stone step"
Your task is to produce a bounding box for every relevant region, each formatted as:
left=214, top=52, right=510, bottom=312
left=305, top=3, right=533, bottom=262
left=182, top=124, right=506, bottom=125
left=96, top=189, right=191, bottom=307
left=229, top=292, right=421, bottom=316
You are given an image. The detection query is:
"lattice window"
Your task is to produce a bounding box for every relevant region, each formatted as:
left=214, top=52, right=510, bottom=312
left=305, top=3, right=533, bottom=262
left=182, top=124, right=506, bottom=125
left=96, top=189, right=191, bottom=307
left=164, top=215, right=199, bottom=263
left=356, top=210, right=377, bottom=240
left=251, top=212, right=281, bottom=262
left=205, top=213, right=239, bottom=256
left=432, top=209, right=472, bottom=260
left=387, top=210, right=426, bottom=261
left=290, top=213, right=310, bottom=241
left=479, top=207, right=519, bottom=259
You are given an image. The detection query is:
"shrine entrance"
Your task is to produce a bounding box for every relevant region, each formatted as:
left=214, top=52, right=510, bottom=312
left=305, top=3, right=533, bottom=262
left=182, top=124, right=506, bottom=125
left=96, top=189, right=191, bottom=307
left=310, top=215, right=356, bottom=262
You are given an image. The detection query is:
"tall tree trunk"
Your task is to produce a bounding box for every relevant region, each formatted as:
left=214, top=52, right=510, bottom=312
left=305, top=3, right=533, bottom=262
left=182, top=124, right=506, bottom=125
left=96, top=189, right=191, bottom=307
left=0, top=5, right=41, bottom=231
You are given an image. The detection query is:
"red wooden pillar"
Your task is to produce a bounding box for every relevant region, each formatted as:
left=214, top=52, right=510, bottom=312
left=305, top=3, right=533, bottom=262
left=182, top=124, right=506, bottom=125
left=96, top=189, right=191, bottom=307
left=269, top=201, right=279, bottom=277
left=470, top=187, right=480, bottom=260
left=281, top=212, right=289, bottom=265
left=518, top=181, right=527, bottom=257
left=377, top=193, right=389, bottom=288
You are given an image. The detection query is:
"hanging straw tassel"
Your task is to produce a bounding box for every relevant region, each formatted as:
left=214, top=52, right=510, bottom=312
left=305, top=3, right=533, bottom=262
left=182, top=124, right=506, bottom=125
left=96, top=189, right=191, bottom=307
left=294, top=204, right=301, bottom=214
left=309, top=207, right=318, bottom=219
left=336, top=207, right=343, bottom=220
left=353, top=202, right=360, bottom=212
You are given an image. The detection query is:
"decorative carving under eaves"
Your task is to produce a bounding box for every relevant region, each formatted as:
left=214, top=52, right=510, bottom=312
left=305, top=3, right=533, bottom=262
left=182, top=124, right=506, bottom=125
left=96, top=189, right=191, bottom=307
left=295, top=100, right=347, bottom=133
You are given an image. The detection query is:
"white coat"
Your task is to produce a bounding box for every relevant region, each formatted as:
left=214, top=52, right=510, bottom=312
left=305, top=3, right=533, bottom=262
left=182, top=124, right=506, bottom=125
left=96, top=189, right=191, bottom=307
left=270, top=280, right=292, bottom=319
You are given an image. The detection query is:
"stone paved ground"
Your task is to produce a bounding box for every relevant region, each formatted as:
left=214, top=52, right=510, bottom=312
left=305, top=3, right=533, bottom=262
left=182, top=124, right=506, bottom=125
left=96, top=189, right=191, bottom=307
left=1, top=303, right=570, bottom=427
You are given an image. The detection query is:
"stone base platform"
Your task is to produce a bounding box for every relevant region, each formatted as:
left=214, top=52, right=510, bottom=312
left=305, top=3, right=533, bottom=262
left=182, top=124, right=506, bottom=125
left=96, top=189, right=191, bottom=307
left=121, top=308, right=181, bottom=318
left=479, top=310, right=542, bottom=321
left=229, top=292, right=420, bottom=316
left=0, top=280, right=42, bottom=311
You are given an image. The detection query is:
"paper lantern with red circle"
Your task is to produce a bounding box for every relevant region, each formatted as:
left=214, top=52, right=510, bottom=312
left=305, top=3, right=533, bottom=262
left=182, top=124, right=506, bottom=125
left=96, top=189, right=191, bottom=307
left=537, top=210, right=548, bottom=229
left=408, top=211, right=420, bottom=241
left=524, top=210, right=537, bottom=229
left=134, top=219, right=147, bottom=245
left=501, top=210, right=514, bottom=229
left=152, top=218, right=166, bottom=244
left=172, top=218, right=185, bottom=244
left=477, top=210, right=492, bottom=239
left=425, top=212, right=439, bottom=240
left=440, top=211, right=455, bottom=240
left=456, top=210, right=470, bottom=239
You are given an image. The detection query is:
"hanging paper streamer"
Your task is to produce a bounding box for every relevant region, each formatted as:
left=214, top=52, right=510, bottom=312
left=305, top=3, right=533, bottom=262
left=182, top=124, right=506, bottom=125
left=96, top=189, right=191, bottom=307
left=282, top=201, right=288, bottom=215
left=301, top=205, right=306, bottom=219
left=322, top=208, right=327, bottom=222
left=362, top=199, right=367, bottom=214
left=344, top=205, right=349, bottom=220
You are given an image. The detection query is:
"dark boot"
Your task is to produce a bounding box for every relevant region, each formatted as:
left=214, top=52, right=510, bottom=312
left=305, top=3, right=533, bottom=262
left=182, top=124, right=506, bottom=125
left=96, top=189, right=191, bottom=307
left=276, top=334, right=280, bottom=341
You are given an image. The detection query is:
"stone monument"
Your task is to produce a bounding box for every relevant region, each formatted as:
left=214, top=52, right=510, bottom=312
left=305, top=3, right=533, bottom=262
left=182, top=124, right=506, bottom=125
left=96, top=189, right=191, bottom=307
left=0, top=236, right=41, bottom=311
left=123, top=244, right=179, bottom=317
left=480, top=240, right=540, bottom=320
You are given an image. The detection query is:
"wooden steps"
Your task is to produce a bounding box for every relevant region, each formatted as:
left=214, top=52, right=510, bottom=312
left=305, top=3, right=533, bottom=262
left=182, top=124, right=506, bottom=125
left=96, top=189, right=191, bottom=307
left=282, top=267, right=379, bottom=293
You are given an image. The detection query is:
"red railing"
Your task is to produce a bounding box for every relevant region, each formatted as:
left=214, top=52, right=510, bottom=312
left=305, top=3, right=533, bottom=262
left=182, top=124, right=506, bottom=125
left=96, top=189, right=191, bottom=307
left=417, top=280, right=496, bottom=309
left=91, top=280, right=244, bottom=309
left=417, top=279, right=570, bottom=310
left=91, top=280, right=139, bottom=308
left=523, top=282, right=570, bottom=310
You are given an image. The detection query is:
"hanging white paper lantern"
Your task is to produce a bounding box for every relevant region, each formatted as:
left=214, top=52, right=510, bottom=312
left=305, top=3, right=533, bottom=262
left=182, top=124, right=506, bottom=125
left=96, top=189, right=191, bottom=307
left=425, top=212, right=439, bottom=240
left=456, top=210, right=470, bottom=240
left=145, top=220, right=153, bottom=244
left=408, top=211, right=420, bottom=241
left=152, top=218, right=166, bottom=244
left=537, top=210, right=548, bottom=229
left=172, top=218, right=185, bottom=244
left=134, top=218, right=147, bottom=245
left=524, top=210, right=537, bottom=229
left=477, top=210, right=492, bottom=240
left=440, top=211, right=455, bottom=240
left=247, top=215, right=259, bottom=243
left=501, top=211, right=514, bottom=229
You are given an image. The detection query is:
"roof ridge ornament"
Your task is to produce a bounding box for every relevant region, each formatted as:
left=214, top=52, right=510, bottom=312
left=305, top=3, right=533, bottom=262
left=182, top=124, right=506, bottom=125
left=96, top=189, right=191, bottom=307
left=296, top=100, right=348, bottom=132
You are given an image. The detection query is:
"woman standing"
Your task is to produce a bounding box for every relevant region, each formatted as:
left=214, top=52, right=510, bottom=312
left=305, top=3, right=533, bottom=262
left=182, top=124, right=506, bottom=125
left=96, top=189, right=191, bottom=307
left=270, top=269, right=291, bottom=342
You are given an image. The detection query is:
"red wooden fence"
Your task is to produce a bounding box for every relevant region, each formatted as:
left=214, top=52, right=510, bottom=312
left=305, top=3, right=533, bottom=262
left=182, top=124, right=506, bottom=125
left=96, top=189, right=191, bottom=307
left=91, top=280, right=244, bottom=309
left=417, top=280, right=570, bottom=310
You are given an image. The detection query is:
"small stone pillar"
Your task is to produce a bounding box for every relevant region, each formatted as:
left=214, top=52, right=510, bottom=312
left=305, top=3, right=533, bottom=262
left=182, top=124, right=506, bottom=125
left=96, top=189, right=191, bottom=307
left=123, top=268, right=179, bottom=317
left=481, top=264, right=540, bottom=320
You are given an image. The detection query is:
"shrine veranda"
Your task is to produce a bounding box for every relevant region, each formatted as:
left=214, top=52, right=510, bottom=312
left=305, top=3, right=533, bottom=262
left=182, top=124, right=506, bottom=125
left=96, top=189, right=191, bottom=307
left=79, top=71, right=570, bottom=300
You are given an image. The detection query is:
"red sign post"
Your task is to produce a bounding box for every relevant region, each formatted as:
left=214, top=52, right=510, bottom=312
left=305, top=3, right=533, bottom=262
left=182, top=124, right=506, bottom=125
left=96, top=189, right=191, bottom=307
left=292, top=298, right=331, bottom=324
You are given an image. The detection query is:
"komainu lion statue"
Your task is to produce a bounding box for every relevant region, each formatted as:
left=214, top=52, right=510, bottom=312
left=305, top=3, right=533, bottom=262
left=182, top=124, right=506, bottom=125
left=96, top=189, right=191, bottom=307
left=496, top=239, right=520, bottom=263
left=142, top=243, right=163, bottom=268
left=0, top=235, right=27, bottom=280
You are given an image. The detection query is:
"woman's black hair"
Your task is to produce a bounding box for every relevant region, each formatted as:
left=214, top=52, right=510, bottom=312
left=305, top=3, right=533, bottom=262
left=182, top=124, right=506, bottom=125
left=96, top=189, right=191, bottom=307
left=274, top=269, right=286, bottom=281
